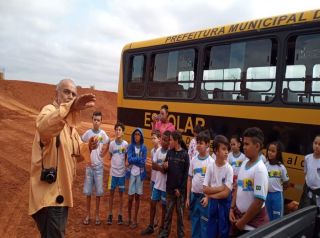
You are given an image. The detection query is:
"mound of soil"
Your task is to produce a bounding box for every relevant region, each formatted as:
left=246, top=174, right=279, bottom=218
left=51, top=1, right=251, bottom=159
left=0, top=79, right=191, bottom=237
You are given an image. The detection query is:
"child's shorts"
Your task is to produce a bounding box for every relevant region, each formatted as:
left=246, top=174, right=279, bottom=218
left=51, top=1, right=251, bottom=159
left=128, top=174, right=143, bottom=195
left=108, top=175, right=125, bottom=192
left=150, top=180, right=155, bottom=191
left=151, top=187, right=166, bottom=205
left=83, top=165, right=104, bottom=196
left=150, top=180, right=155, bottom=199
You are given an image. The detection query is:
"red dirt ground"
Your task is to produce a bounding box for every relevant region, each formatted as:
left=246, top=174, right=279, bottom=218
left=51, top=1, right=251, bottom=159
left=0, top=79, right=191, bottom=238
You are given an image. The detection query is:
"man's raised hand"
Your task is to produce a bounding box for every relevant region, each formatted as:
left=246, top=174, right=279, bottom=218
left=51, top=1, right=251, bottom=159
left=71, top=93, right=96, bottom=111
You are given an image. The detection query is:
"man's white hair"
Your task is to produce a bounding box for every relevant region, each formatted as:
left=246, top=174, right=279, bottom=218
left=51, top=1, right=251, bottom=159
left=56, top=78, right=76, bottom=91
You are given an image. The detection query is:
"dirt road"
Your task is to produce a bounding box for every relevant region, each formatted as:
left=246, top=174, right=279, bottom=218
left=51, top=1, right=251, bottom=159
left=0, top=80, right=190, bottom=237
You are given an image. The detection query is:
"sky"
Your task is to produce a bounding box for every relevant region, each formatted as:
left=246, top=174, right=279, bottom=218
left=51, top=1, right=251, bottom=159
left=0, top=0, right=319, bottom=92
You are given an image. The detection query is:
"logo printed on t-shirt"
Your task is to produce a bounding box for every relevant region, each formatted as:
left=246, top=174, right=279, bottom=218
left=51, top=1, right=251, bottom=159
left=113, top=146, right=126, bottom=154
left=238, top=178, right=254, bottom=191
left=235, top=160, right=243, bottom=167
left=268, top=170, right=281, bottom=178
left=193, top=167, right=207, bottom=176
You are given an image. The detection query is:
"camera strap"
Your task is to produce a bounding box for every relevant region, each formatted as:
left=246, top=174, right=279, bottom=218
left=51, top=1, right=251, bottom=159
left=40, top=134, right=60, bottom=170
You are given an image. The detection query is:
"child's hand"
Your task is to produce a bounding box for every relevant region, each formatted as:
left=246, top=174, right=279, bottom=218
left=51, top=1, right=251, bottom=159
left=185, top=198, right=190, bottom=208
left=163, top=161, right=168, bottom=169
left=235, top=218, right=245, bottom=230
left=200, top=196, right=208, bottom=207
left=174, top=189, right=180, bottom=197
left=152, top=113, right=160, bottom=122
left=283, top=181, right=289, bottom=190
left=89, top=136, right=98, bottom=151
left=229, top=209, right=236, bottom=223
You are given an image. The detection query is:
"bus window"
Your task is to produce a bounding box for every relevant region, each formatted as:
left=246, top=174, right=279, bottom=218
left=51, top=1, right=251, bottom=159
left=247, top=66, right=276, bottom=101
left=312, top=64, right=320, bottom=103
left=283, top=33, right=320, bottom=104
left=126, top=55, right=145, bottom=96
left=202, top=38, right=277, bottom=102
left=148, top=49, right=196, bottom=98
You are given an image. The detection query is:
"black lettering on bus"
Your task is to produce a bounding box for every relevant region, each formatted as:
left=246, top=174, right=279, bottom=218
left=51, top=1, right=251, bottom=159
left=177, top=34, right=183, bottom=42
left=298, top=12, right=307, bottom=21
left=272, top=16, right=278, bottom=26
left=182, top=34, right=189, bottom=41
left=229, top=24, right=239, bottom=33
left=217, top=26, right=225, bottom=35
left=188, top=32, right=194, bottom=40
left=287, top=156, right=294, bottom=165
left=209, top=28, right=217, bottom=36
left=172, top=35, right=178, bottom=42
left=248, top=20, right=258, bottom=30
left=257, top=19, right=262, bottom=29
left=262, top=18, right=273, bottom=27
left=301, top=159, right=304, bottom=168
left=169, top=35, right=177, bottom=43
left=286, top=14, right=297, bottom=24
left=239, top=22, right=248, bottom=31
left=203, top=29, right=211, bottom=37
left=196, top=30, right=203, bottom=39
left=277, top=15, right=288, bottom=25
left=313, top=10, right=320, bottom=20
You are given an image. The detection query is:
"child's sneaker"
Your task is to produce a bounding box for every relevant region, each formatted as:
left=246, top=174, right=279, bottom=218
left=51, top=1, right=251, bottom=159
left=140, top=225, right=154, bottom=235
left=106, top=214, right=112, bottom=225
left=117, top=214, right=124, bottom=225
left=158, top=226, right=164, bottom=236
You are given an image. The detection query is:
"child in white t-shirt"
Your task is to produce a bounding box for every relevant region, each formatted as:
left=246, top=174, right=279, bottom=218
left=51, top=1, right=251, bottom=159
left=229, top=127, right=269, bottom=236
left=228, top=135, right=246, bottom=188
left=265, top=141, right=289, bottom=221
left=188, top=124, right=203, bottom=161
left=186, top=131, right=214, bottom=238
left=141, top=130, right=170, bottom=235
left=107, top=122, right=128, bottom=225
left=203, top=135, right=233, bottom=238
left=299, top=135, right=320, bottom=208
left=82, top=112, right=109, bottom=226
left=150, top=130, right=161, bottom=192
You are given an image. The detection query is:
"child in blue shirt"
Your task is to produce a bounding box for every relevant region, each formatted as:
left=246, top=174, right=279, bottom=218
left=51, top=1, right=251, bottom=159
left=127, top=128, right=147, bottom=229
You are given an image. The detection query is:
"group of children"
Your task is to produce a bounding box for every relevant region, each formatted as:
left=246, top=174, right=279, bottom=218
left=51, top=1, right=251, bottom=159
left=81, top=111, right=320, bottom=238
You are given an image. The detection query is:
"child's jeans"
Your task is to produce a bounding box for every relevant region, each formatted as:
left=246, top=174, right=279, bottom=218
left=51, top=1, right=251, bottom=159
left=207, top=196, right=231, bottom=238
left=83, top=165, right=104, bottom=196
left=128, top=174, right=143, bottom=195
left=190, top=192, right=208, bottom=238
left=159, top=192, right=185, bottom=238
left=266, top=191, right=284, bottom=221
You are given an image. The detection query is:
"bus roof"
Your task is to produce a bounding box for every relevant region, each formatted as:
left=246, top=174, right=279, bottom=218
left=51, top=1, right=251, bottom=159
left=123, top=9, right=320, bottom=50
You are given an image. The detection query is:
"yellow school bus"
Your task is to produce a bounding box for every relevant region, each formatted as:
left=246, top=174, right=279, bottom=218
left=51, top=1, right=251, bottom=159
left=117, top=9, right=320, bottom=202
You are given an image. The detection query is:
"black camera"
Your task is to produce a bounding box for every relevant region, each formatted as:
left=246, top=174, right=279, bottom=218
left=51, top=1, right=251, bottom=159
left=40, top=167, right=57, bottom=184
